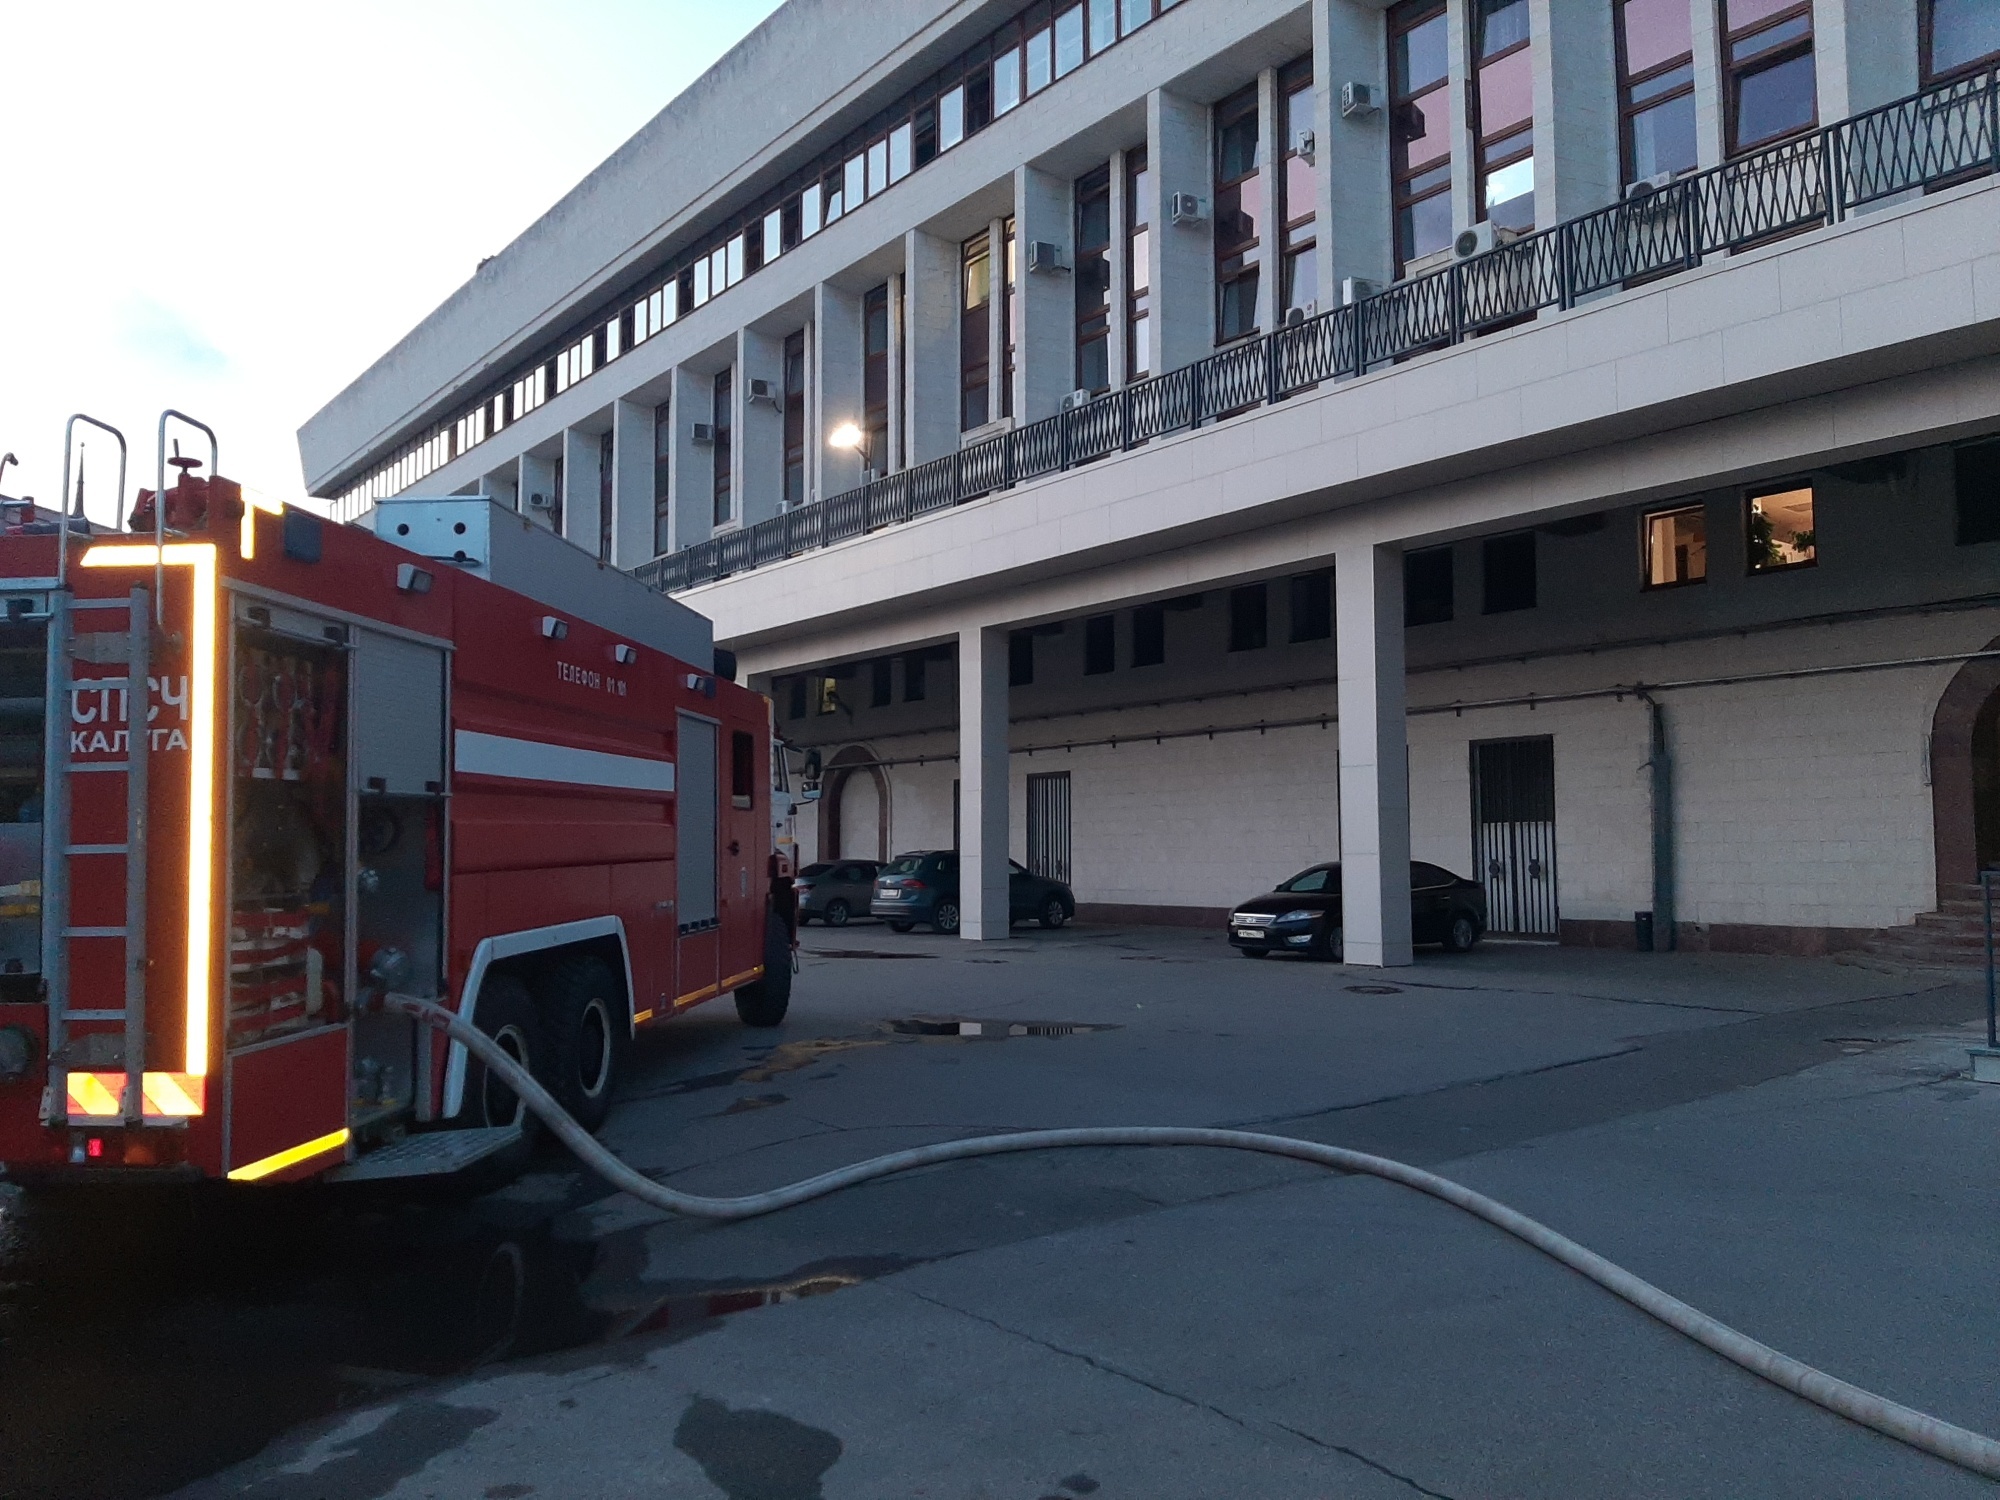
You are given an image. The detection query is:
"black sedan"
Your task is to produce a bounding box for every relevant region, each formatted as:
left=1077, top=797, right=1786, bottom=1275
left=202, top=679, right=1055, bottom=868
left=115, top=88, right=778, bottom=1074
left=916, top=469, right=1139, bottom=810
left=1228, top=862, right=1487, bottom=960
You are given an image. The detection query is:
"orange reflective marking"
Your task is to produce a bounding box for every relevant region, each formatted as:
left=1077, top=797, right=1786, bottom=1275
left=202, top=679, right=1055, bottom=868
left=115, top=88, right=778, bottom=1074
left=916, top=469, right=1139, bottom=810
left=65, top=1071, right=207, bottom=1120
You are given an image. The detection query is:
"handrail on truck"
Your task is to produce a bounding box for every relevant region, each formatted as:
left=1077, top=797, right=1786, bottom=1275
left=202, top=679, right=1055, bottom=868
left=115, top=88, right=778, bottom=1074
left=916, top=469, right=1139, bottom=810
left=58, top=414, right=126, bottom=589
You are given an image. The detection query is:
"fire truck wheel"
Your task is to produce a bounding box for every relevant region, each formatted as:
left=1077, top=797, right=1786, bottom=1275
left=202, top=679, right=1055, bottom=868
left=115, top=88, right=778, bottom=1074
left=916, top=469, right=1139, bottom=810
left=467, top=973, right=545, bottom=1139
left=545, top=955, right=625, bottom=1133
left=734, top=917, right=794, bottom=1028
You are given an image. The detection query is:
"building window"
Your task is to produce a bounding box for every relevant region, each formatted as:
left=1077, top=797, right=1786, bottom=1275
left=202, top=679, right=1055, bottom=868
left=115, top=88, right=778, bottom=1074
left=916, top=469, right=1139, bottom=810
left=1009, top=629, right=1036, bottom=686
left=652, top=398, right=671, bottom=555
left=1126, top=147, right=1151, bottom=380
left=1925, top=0, right=2000, bottom=82
left=1132, top=603, right=1166, bottom=666
left=1404, top=547, right=1455, bottom=624
left=1228, top=584, right=1269, bottom=651
left=1617, top=0, right=1697, bottom=185
left=1390, top=0, right=1453, bottom=273
left=1954, top=439, right=2000, bottom=545
left=1084, top=614, right=1116, bottom=674
left=1643, top=504, right=1708, bottom=587
left=782, top=330, right=807, bottom=508
left=1278, top=57, right=1318, bottom=320
left=962, top=231, right=993, bottom=429
left=1075, top=165, right=1113, bottom=394
left=865, top=283, right=892, bottom=469
left=711, top=370, right=734, bottom=527
left=1746, top=484, right=1816, bottom=571
left=1214, top=84, right=1264, bottom=343
left=598, top=431, right=614, bottom=562
left=817, top=676, right=839, bottom=715
left=904, top=649, right=929, bottom=702
left=1289, top=570, right=1332, bottom=642
left=1482, top=532, right=1537, bottom=613
left=871, top=657, right=894, bottom=708
left=1002, top=217, right=1018, bottom=418
left=1723, top=0, right=1815, bottom=155
left=1472, top=0, right=1534, bottom=233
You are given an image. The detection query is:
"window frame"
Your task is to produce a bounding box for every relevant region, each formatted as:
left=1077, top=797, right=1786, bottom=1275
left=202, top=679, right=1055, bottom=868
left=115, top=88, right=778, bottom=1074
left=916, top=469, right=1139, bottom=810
left=1277, top=55, right=1318, bottom=320
left=1744, top=481, right=1818, bottom=574
left=1923, top=0, right=2000, bottom=84
left=1471, top=0, right=1535, bottom=232
left=1640, top=502, right=1709, bottom=590
left=1616, top=0, right=1698, bottom=186
left=1213, top=83, right=1265, bottom=344
left=1389, top=0, right=1454, bottom=275
left=1722, top=0, right=1817, bottom=157
left=1075, top=164, right=1114, bottom=393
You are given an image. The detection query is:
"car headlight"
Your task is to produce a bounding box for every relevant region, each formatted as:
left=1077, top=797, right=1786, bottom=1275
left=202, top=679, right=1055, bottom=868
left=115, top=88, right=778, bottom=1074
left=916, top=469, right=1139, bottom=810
left=1274, top=910, right=1318, bottom=925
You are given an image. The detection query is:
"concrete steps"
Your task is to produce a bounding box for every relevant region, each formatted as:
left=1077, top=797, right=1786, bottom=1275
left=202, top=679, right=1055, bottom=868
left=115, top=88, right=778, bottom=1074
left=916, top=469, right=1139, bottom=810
left=1861, top=884, right=1996, bottom=971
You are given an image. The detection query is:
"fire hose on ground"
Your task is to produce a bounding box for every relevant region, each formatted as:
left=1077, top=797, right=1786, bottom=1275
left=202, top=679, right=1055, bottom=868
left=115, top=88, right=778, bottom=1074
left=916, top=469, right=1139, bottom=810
left=384, top=992, right=2000, bottom=1482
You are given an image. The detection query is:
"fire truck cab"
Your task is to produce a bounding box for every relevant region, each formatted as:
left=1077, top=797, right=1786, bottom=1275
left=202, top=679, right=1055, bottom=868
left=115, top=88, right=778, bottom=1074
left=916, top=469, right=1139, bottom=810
left=0, top=429, right=793, bottom=1187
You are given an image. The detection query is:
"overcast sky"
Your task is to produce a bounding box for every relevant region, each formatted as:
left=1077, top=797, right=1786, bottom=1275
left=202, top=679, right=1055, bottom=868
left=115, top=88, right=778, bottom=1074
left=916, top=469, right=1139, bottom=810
left=0, top=0, right=784, bottom=522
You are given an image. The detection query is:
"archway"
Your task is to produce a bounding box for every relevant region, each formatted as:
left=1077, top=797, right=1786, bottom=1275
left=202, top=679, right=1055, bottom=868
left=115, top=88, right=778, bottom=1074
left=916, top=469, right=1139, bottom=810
left=1929, top=634, right=2000, bottom=890
left=819, top=745, right=890, bottom=862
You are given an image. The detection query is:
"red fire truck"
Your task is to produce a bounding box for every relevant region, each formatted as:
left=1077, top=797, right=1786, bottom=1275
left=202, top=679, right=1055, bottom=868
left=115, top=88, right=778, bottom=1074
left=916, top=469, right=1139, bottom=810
left=0, top=415, right=794, bottom=1187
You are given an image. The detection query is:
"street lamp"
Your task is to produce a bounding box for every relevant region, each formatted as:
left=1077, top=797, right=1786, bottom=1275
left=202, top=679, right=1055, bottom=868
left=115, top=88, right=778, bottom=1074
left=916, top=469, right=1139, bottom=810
left=827, top=420, right=871, bottom=477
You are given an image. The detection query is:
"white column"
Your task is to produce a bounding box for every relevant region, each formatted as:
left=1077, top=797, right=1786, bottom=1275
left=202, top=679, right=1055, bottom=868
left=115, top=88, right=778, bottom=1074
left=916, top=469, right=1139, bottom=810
left=1107, top=147, right=1130, bottom=388
left=957, top=624, right=1009, bottom=941
left=665, top=366, right=706, bottom=552
left=1335, top=543, right=1412, bottom=967
left=1690, top=0, right=1725, bottom=169
left=1533, top=0, right=1618, bottom=221
left=1149, top=87, right=1213, bottom=370
left=481, top=465, right=519, bottom=513
left=1254, top=66, right=1281, bottom=334
left=610, top=398, right=656, bottom=565
left=814, top=281, right=865, bottom=494
left=1447, top=0, right=1476, bottom=236
left=560, top=427, right=601, bottom=555
left=1318, top=0, right=1392, bottom=297
left=738, top=326, right=783, bottom=526
left=1015, top=164, right=1072, bottom=421
left=518, top=450, right=558, bottom=531
left=1817, top=0, right=1918, bottom=122
left=886, top=270, right=906, bottom=472
left=987, top=217, right=1008, bottom=419
left=905, top=229, right=960, bottom=464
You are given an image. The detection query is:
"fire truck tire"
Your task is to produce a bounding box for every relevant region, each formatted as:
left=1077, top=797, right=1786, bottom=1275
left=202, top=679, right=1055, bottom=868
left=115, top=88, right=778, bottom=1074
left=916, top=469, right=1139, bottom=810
left=466, top=974, right=546, bottom=1139
left=734, top=919, right=794, bottom=1028
left=543, top=955, right=625, bottom=1133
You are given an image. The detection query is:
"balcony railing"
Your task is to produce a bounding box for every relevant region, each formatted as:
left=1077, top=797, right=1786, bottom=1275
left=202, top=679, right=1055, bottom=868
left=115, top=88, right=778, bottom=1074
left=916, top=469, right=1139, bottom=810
left=635, top=67, right=2000, bottom=597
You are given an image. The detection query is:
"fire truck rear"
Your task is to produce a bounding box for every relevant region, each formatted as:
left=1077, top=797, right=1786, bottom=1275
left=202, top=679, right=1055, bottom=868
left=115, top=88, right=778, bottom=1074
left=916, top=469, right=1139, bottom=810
left=0, top=416, right=794, bottom=1187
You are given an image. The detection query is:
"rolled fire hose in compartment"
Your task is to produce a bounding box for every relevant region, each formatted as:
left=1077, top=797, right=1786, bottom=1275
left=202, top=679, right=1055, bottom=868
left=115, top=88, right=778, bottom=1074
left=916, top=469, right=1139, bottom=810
left=383, top=993, right=2000, bottom=1483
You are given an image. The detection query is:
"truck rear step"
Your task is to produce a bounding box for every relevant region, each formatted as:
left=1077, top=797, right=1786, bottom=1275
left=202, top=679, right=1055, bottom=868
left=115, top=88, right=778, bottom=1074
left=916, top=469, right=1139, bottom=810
left=324, top=1126, right=522, bottom=1182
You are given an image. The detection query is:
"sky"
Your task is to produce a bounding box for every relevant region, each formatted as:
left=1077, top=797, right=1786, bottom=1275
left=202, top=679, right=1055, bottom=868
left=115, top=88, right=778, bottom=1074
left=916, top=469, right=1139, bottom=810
left=0, top=0, right=785, bottom=522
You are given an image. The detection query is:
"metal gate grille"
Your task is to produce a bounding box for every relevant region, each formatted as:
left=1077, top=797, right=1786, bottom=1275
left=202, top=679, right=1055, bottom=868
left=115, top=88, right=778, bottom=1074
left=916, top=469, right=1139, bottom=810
left=1471, top=737, right=1558, bottom=936
left=1026, top=771, right=1071, bottom=885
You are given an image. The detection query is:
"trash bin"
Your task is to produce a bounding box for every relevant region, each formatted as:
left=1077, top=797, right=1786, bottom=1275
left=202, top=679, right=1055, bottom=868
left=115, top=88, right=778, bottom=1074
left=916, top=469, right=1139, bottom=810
left=1634, top=910, right=1655, bottom=952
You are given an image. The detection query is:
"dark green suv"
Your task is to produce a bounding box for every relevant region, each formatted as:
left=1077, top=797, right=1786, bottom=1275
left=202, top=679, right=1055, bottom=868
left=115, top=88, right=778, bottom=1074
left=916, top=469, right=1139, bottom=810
left=871, top=851, right=1077, bottom=934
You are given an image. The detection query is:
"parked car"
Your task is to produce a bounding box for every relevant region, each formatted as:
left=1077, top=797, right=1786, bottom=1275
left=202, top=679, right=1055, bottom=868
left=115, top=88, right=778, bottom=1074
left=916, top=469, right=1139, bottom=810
left=1228, top=862, right=1487, bottom=960
left=794, top=860, right=882, bottom=926
left=871, top=851, right=1078, bottom=934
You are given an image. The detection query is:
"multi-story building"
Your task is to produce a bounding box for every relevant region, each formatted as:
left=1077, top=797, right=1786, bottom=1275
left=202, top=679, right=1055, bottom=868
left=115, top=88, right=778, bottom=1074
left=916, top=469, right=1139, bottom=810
left=301, top=0, right=2000, bottom=966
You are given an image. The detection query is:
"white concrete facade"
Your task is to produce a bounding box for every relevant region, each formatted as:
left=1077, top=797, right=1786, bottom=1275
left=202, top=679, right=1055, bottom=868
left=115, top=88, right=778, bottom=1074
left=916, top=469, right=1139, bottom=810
left=307, top=0, right=2000, bottom=962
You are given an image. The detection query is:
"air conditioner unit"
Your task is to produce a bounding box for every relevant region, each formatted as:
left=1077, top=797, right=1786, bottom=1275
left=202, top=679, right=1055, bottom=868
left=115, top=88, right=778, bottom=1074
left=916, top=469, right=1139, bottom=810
left=1454, top=222, right=1498, bottom=260
left=1059, top=388, right=1094, bottom=412
left=1340, top=81, right=1378, bottom=119
left=1027, top=240, right=1067, bottom=274
left=747, top=377, right=779, bottom=406
left=691, top=422, right=716, bottom=446
left=1341, top=277, right=1383, bottom=305
left=1293, top=128, right=1317, bottom=163
left=526, top=490, right=555, bottom=512
left=1168, top=192, right=1206, bottom=226
left=1624, top=171, right=1678, bottom=200
left=1283, top=301, right=1318, bottom=328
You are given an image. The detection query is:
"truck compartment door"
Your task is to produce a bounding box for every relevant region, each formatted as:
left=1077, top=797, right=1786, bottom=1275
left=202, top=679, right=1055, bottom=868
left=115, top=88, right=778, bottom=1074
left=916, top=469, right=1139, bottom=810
left=674, top=713, right=718, bottom=1005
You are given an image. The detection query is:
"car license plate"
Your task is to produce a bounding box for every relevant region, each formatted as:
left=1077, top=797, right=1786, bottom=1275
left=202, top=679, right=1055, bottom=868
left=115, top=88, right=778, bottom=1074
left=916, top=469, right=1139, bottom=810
left=1234, top=927, right=1264, bottom=940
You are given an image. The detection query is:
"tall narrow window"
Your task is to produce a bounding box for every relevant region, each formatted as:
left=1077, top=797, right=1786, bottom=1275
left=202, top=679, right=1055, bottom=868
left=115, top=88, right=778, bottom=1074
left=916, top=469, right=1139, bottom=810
left=961, top=232, right=992, bottom=430
left=1075, top=165, right=1113, bottom=393
left=1642, top=504, right=1707, bottom=587
left=1482, top=532, right=1536, bottom=613
left=1390, top=1, right=1452, bottom=273
left=1723, top=0, right=1815, bottom=155
left=1617, top=0, right=1696, bottom=185
left=652, top=397, right=671, bottom=555
left=1002, top=218, right=1018, bottom=418
left=994, top=19, right=1024, bottom=116
left=1472, top=0, right=1534, bottom=233
left=864, top=284, right=891, bottom=470
left=1228, top=584, right=1268, bottom=651
left=1084, top=614, right=1115, bottom=674
left=782, top=330, right=807, bottom=508
left=711, top=368, right=733, bottom=527
left=1925, top=0, right=2000, bottom=82
left=1126, top=148, right=1152, bottom=379
left=1214, top=84, right=1263, bottom=342
left=598, top=431, right=613, bottom=562
left=1289, top=570, right=1332, bottom=641
left=1404, top=547, right=1454, bottom=624
left=1131, top=603, right=1166, bottom=667
left=1278, top=57, right=1318, bottom=320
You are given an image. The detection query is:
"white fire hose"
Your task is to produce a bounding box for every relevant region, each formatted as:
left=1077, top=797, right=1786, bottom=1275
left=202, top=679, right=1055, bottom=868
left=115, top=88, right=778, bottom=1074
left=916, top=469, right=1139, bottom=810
left=387, top=993, right=2000, bottom=1482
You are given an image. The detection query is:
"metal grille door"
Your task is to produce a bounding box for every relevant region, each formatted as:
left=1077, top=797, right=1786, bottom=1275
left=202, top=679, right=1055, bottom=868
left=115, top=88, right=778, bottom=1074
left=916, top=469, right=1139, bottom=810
left=1472, top=737, right=1558, bottom=936
left=1026, top=771, right=1072, bottom=884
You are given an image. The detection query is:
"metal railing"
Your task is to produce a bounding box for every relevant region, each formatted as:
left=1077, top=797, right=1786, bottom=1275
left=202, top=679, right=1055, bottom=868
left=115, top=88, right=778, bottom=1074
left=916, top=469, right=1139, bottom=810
left=635, top=67, right=2000, bottom=597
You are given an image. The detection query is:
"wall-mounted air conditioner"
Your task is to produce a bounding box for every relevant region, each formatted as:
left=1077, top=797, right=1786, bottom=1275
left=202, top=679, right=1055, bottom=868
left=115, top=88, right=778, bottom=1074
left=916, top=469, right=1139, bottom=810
left=1341, top=277, right=1383, bottom=305
left=1293, top=129, right=1317, bottom=163
left=1454, top=222, right=1499, bottom=260
left=1283, top=301, right=1319, bottom=327
left=747, top=377, right=780, bottom=406
left=526, top=490, right=555, bottom=512
left=1340, top=82, right=1378, bottom=118
left=691, top=423, right=716, bottom=446
left=1169, top=192, right=1206, bottom=226
left=1059, top=389, right=1094, bottom=412
left=1027, top=240, right=1067, bottom=274
left=1624, top=171, right=1679, bottom=200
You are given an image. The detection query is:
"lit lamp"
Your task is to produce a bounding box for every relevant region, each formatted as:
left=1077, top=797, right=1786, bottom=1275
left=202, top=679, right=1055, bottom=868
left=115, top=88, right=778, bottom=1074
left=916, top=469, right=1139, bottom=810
left=827, top=420, right=872, bottom=477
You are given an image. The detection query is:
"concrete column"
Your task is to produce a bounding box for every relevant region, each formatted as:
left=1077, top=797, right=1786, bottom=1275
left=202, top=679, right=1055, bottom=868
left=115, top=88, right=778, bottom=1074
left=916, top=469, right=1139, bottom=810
left=518, top=450, right=558, bottom=532
left=1690, top=0, right=1724, bottom=168
left=1107, top=147, right=1130, bottom=388
left=1150, top=87, right=1213, bottom=370
left=738, top=327, right=783, bottom=526
left=666, top=366, right=707, bottom=552
left=814, top=282, right=865, bottom=496
left=1446, top=0, right=1476, bottom=236
left=987, top=217, right=1008, bottom=420
left=886, top=271, right=906, bottom=472
left=481, top=466, right=519, bottom=513
left=1319, top=0, right=1393, bottom=296
left=1335, top=543, right=1412, bottom=968
left=1255, top=67, right=1281, bottom=334
left=905, top=229, right=960, bottom=464
left=610, top=398, right=656, bottom=565
left=957, top=624, right=1009, bottom=941
left=1015, top=165, right=1073, bottom=420
left=1533, top=0, right=1618, bottom=222
left=1817, top=0, right=1918, bottom=121
left=560, top=427, right=601, bottom=555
